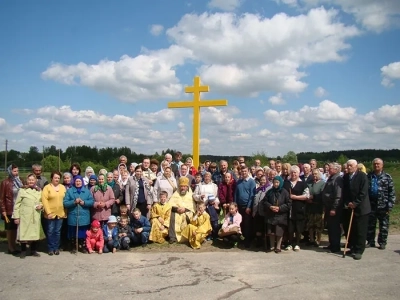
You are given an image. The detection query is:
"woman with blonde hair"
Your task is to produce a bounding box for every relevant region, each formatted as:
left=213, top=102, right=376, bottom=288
left=357, top=163, right=367, bottom=174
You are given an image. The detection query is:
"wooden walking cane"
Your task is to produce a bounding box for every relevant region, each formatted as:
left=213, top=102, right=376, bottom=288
left=342, top=209, right=354, bottom=258
left=75, top=203, right=79, bottom=255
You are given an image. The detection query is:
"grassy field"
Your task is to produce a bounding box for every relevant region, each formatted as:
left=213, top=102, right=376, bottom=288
left=1, top=167, right=399, bottom=234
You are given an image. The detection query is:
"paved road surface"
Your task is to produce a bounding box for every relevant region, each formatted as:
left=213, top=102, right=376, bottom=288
left=0, top=236, right=399, bottom=300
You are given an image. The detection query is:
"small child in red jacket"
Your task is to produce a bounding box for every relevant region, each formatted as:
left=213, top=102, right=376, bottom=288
left=86, top=220, right=104, bottom=254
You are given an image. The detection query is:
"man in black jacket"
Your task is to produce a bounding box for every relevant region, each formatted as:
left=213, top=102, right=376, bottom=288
left=342, top=159, right=371, bottom=260
left=322, top=163, right=343, bottom=253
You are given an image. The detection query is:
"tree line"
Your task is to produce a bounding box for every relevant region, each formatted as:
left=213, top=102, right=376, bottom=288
left=0, top=145, right=398, bottom=173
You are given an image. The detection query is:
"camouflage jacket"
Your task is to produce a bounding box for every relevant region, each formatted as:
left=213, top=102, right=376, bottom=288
left=367, top=171, right=396, bottom=211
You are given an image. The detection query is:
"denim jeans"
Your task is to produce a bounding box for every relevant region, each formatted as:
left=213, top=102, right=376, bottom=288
left=47, top=218, right=63, bottom=252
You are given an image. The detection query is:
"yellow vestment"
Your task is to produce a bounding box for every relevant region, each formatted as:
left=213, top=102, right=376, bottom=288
left=181, top=212, right=212, bottom=249
left=149, top=202, right=172, bottom=243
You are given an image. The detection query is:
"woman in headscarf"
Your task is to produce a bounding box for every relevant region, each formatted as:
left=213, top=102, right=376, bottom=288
left=87, top=174, right=97, bottom=191
left=12, top=173, right=42, bottom=258
left=264, top=176, right=291, bottom=253
left=91, top=174, right=115, bottom=226
left=106, top=172, right=123, bottom=217
left=63, top=175, right=94, bottom=253
left=83, top=166, right=94, bottom=186
left=0, top=164, right=24, bottom=255
left=185, top=157, right=197, bottom=176
left=253, top=175, right=272, bottom=247
left=153, top=166, right=177, bottom=201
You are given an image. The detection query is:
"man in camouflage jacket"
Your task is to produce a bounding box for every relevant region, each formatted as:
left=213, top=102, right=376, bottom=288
left=366, top=158, right=396, bottom=249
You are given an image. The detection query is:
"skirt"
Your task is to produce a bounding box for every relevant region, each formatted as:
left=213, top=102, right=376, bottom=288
left=67, top=225, right=90, bottom=239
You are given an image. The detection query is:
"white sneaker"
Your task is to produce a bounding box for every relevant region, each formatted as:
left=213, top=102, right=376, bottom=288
left=294, top=245, right=300, bottom=251
left=285, top=245, right=293, bottom=251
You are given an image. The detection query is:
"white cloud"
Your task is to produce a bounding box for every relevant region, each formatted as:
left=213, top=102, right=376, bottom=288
left=269, top=93, right=286, bottom=105
left=314, top=86, right=327, bottom=97
left=42, top=8, right=360, bottom=101
left=293, top=133, right=309, bottom=140
left=150, top=24, right=164, bottom=36
left=229, top=133, right=252, bottom=141
left=264, top=100, right=356, bottom=126
left=41, top=45, right=193, bottom=103
left=0, top=118, right=7, bottom=128
left=178, top=122, right=186, bottom=132
left=381, top=61, right=400, bottom=87
left=167, top=8, right=360, bottom=96
left=208, top=0, right=242, bottom=11
left=289, top=0, right=400, bottom=32
left=52, top=125, right=87, bottom=136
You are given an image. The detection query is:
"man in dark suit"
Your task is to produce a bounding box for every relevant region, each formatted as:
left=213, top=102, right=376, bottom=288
left=322, top=163, right=343, bottom=253
left=300, top=163, right=314, bottom=185
left=342, top=159, right=371, bottom=260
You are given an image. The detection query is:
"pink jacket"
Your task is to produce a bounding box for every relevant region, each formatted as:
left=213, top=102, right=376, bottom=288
left=86, top=229, right=104, bottom=251
left=91, top=186, right=115, bottom=222
left=222, top=212, right=242, bottom=230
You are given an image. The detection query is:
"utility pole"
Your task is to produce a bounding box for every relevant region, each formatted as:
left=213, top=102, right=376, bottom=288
left=4, top=139, right=8, bottom=173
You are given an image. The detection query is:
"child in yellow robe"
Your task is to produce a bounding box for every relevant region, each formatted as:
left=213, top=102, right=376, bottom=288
left=149, top=191, right=171, bottom=244
left=181, top=203, right=212, bottom=249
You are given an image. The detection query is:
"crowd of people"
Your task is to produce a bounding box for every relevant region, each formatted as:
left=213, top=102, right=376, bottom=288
left=0, top=151, right=396, bottom=261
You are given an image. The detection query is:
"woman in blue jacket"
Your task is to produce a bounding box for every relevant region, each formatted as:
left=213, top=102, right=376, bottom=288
left=63, top=175, right=94, bottom=253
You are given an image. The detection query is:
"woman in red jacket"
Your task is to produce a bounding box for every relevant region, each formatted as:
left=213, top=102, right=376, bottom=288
left=218, top=172, right=236, bottom=215
left=0, top=164, right=24, bottom=255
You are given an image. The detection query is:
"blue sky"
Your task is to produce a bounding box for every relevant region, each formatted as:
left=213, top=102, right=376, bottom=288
left=0, top=0, right=399, bottom=158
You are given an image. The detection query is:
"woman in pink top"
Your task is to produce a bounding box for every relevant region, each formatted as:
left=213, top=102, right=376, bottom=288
left=91, top=174, right=115, bottom=227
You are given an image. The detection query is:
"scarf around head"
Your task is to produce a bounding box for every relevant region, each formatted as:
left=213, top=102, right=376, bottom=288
left=7, top=165, right=23, bottom=189
left=88, top=174, right=97, bottom=189
left=73, top=175, right=84, bottom=193
left=94, top=182, right=108, bottom=193
left=256, top=180, right=271, bottom=193
left=266, top=176, right=284, bottom=197
left=107, top=180, right=115, bottom=188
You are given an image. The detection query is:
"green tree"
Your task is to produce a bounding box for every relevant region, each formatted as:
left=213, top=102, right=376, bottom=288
left=41, top=155, right=62, bottom=172
left=337, top=154, right=349, bottom=165
left=251, top=151, right=269, bottom=167
left=282, top=151, right=298, bottom=165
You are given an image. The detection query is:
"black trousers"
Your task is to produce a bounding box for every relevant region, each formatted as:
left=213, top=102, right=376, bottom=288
left=342, top=210, right=369, bottom=255
left=325, top=210, right=341, bottom=252
left=238, top=206, right=252, bottom=245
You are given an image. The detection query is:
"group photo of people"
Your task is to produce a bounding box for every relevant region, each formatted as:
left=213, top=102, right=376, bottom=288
left=0, top=151, right=396, bottom=261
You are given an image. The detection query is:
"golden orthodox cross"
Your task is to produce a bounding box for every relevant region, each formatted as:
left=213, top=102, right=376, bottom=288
left=167, top=76, right=228, bottom=168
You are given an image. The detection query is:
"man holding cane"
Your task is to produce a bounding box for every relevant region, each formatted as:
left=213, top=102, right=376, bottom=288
left=342, top=160, right=371, bottom=260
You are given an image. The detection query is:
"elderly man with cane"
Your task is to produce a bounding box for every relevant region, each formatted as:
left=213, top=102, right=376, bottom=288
left=342, top=159, right=371, bottom=260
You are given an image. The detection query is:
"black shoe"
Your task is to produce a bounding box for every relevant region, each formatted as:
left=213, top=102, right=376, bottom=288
left=323, top=246, right=331, bottom=250
left=31, top=251, right=41, bottom=257
left=20, top=251, right=26, bottom=259
left=70, top=249, right=77, bottom=254
left=365, top=243, right=376, bottom=248
left=378, top=244, right=386, bottom=250
left=169, top=239, right=176, bottom=244
left=330, top=249, right=342, bottom=254
left=8, top=249, right=21, bottom=255
left=48, top=251, right=54, bottom=256
left=353, top=253, right=362, bottom=260
left=55, top=250, right=60, bottom=255
left=142, top=243, right=148, bottom=248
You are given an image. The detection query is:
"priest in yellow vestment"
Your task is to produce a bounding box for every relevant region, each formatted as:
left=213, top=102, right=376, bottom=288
left=167, top=177, right=196, bottom=243
left=181, top=202, right=212, bottom=249
left=149, top=191, right=171, bottom=244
